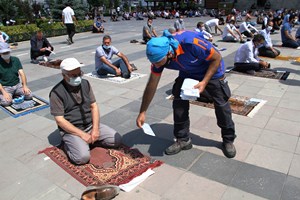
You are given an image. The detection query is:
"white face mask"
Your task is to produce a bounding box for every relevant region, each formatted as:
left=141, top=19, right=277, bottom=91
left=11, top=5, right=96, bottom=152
left=68, top=76, right=82, bottom=86
left=266, top=26, right=273, bottom=31
left=200, top=27, right=205, bottom=31
left=1, top=53, right=10, bottom=60
left=179, top=19, right=183, bottom=22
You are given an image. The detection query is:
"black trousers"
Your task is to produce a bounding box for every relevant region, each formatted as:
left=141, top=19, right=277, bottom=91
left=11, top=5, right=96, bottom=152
left=31, top=46, right=54, bottom=60
left=172, top=77, right=236, bottom=143
left=234, top=62, right=262, bottom=72
left=65, top=23, right=75, bottom=42
left=258, top=46, right=280, bottom=58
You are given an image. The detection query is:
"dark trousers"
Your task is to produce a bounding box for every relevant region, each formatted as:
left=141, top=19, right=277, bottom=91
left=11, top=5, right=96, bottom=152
left=31, top=46, right=54, bottom=60
left=172, top=77, right=236, bottom=143
left=96, top=59, right=130, bottom=78
left=258, top=46, right=280, bottom=58
left=282, top=39, right=300, bottom=48
left=65, top=23, right=75, bottom=42
left=234, top=62, right=262, bottom=72
left=241, top=31, right=252, bottom=38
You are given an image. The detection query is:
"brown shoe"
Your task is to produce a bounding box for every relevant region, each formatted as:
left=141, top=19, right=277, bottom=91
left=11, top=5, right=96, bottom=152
left=81, top=185, right=120, bottom=200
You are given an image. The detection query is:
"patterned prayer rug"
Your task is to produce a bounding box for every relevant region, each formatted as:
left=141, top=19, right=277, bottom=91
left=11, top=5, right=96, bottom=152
left=226, top=68, right=290, bottom=80
left=84, top=71, right=147, bottom=84
left=259, top=55, right=300, bottom=61
left=39, top=145, right=163, bottom=186
left=0, top=95, right=49, bottom=118
left=38, top=59, right=63, bottom=69
left=167, top=94, right=266, bottom=117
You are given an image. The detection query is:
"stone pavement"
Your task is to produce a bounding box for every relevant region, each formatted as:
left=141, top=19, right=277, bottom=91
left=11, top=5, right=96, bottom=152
left=0, top=16, right=300, bottom=200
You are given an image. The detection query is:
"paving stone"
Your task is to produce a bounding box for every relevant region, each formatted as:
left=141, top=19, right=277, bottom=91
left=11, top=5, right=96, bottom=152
left=235, top=85, right=262, bottom=95
left=162, top=172, right=227, bottom=200
left=230, top=163, right=286, bottom=200
left=278, top=98, right=300, bottom=111
left=102, top=96, right=134, bottom=109
left=281, top=176, right=300, bottom=200
left=234, top=123, right=263, bottom=144
left=296, top=140, right=300, bottom=155
left=245, top=145, right=294, bottom=174
left=265, top=117, right=300, bottom=136
left=289, top=154, right=300, bottom=179
left=256, top=130, right=298, bottom=153
left=60, top=177, right=86, bottom=199
left=147, top=104, right=173, bottom=120
left=29, top=186, right=72, bottom=200
left=18, top=116, right=54, bottom=134
left=116, top=186, right=161, bottom=200
left=221, top=187, right=268, bottom=200
left=189, top=152, right=241, bottom=185
left=272, top=107, right=300, bottom=123
left=232, top=114, right=270, bottom=129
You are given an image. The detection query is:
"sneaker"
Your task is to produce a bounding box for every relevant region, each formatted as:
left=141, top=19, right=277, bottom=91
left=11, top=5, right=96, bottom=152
left=31, top=59, right=39, bottom=64
left=66, top=38, right=71, bottom=45
left=130, top=63, right=138, bottom=71
left=165, top=138, right=193, bottom=155
left=222, top=142, right=236, bottom=158
left=43, top=56, right=48, bottom=62
left=212, top=43, right=218, bottom=47
left=81, top=185, right=120, bottom=200
left=246, top=70, right=256, bottom=75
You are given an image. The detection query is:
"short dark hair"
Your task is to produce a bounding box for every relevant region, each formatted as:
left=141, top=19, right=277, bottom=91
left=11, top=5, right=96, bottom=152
left=103, top=35, right=111, bottom=41
left=253, top=34, right=265, bottom=42
left=289, top=14, right=296, bottom=22
left=148, top=17, right=153, bottom=21
left=197, top=22, right=204, bottom=28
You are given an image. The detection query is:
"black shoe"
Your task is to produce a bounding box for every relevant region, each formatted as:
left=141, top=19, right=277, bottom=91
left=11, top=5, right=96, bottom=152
left=122, top=72, right=131, bottom=79
left=212, top=43, right=218, bottom=47
left=81, top=185, right=120, bottom=200
left=222, top=142, right=236, bottom=158
left=246, top=70, right=256, bottom=75
left=31, top=59, right=39, bottom=64
left=165, top=138, right=193, bottom=155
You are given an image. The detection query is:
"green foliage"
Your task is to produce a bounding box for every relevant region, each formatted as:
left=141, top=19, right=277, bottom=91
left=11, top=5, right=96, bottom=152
left=49, top=0, right=89, bottom=20
left=0, top=0, right=18, bottom=19
left=15, top=0, right=34, bottom=22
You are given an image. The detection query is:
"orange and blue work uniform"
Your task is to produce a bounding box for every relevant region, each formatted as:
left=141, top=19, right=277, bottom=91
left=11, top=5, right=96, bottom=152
left=152, top=30, right=236, bottom=144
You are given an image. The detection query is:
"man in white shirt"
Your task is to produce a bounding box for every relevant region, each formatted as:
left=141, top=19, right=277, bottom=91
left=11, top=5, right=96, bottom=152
left=195, top=22, right=213, bottom=41
left=174, top=15, right=185, bottom=32
left=239, top=21, right=258, bottom=38
left=95, top=35, right=134, bottom=79
left=234, top=34, right=269, bottom=74
left=222, top=18, right=243, bottom=42
left=62, top=3, right=77, bottom=45
left=204, top=18, right=224, bottom=35
left=258, top=20, right=280, bottom=58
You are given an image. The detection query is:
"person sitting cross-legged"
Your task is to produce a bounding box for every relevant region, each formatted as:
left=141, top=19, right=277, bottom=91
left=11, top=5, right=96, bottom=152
left=95, top=35, right=134, bottom=79
left=92, top=17, right=104, bottom=33
left=49, top=58, right=122, bottom=165
left=234, top=34, right=270, bottom=75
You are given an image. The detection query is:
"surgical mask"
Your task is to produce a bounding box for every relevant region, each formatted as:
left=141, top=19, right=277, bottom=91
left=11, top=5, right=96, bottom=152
left=68, top=76, right=82, bottom=86
left=266, top=26, right=273, bottom=31
left=200, top=27, right=205, bottom=31
left=294, top=19, right=298, bottom=23
left=102, top=45, right=111, bottom=50
left=1, top=53, right=10, bottom=60
left=148, top=23, right=152, bottom=27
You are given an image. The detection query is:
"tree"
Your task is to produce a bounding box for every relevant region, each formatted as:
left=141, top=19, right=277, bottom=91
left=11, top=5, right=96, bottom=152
left=0, top=0, right=18, bottom=23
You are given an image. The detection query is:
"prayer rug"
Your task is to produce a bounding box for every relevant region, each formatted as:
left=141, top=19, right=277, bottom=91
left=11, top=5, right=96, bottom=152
left=259, top=55, right=300, bottom=61
left=226, top=67, right=290, bottom=80
left=0, top=95, right=49, bottom=118
left=38, top=59, right=63, bottom=69
left=167, top=94, right=266, bottom=117
left=39, top=145, right=163, bottom=187
left=84, top=71, right=147, bottom=84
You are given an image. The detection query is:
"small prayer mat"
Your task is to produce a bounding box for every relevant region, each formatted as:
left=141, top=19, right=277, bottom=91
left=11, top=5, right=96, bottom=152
left=39, top=145, right=163, bottom=187
left=259, top=55, right=300, bottom=61
left=0, top=95, right=49, bottom=118
left=38, top=59, right=63, bottom=69
left=167, top=94, right=266, bottom=117
left=84, top=71, right=147, bottom=84
left=226, top=68, right=290, bottom=80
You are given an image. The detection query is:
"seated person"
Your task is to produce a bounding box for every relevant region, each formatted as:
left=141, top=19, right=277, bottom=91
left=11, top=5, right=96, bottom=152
left=95, top=35, right=134, bottom=79
left=0, top=31, right=9, bottom=43
left=222, top=18, right=243, bottom=42
left=30, top=30, right=54, bottom=63
left=259, top=20, right=280, bottom=58
left=204, top=18, right=224, bottom=35
left=296, top=26, right=300, bottom=44
left=0, top=42, right=32, bottom=106
left=281, top=14, right=300, bottom=49
left=92, top=17, right=104, bottom=33
left=195, top=22, right=213, bottom=42
left=239, top=21, right=258, bottom=38
left=49, top=58, right=122, bottom=165
left=142, top=18, right=158, bottom=43
left=245, top=10, right=257, bottom=26
left=123, top=12, right=130, bottom=20
left=136, top=12, right=144, bottom=20
left=234, top=34, right=270, bottom=74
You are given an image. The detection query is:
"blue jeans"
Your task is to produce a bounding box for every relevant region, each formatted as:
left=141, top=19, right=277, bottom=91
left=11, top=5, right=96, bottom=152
left=282, top=39, right=300, bottom=48
left=97, top=59, right=130, bottom=78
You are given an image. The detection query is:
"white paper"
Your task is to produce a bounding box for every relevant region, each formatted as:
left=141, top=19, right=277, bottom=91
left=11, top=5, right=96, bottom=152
left=181, top=78, right=199, bottom=90
left=119, top=169, right=155, bottom=192
left=142, top=123, right=156, bottom=136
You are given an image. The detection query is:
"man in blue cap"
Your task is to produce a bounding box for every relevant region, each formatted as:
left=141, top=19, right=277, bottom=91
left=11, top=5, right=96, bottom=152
left=136, top=30, right=236, bottom=158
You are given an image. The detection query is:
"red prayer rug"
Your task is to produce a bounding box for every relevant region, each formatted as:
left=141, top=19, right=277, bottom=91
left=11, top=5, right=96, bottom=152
left=39, top=145, right=163, bottom=186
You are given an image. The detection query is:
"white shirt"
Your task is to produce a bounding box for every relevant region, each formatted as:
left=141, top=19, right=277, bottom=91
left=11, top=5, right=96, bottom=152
left=194, top=28, right=212, bottom=40
left=259, top=28, right=273, bottom=48
left=62, top=6, right=75, bottom=24
left=205, top=19, right=219, bottom=27
left=239, top=22, right=258, bottom=33
left=222, top=24, right=237, bottom=39
left=234, top=41, right=260, bottom=63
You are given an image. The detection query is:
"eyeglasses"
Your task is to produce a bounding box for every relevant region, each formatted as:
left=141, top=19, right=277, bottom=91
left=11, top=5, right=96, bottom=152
left=65, top=71, right=84, bottom=78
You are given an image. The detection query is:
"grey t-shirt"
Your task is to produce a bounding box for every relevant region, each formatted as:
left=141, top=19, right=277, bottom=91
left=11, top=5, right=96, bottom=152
left=95, top=45, right=119, bottom=71
left=143, top=24, right=154, bottom=38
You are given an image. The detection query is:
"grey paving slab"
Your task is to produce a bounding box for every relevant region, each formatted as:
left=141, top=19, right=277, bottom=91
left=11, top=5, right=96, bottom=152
left=116, top=186, right=161, bottom=200
left=230, top=163, right=286, bottom=200
left=221, top=187, right=268, bottom=200
left=281, top=176, right=300, bottom=200
left=289, top=154, right=300, bottom=179
left=189, top=152, right=241, bottom=185
left=29, top=186, right=73, bottom=200
left=272, top=107, right=300, bottom=123
left=234, top=123, right=263, bottom=144
left=296, top=139, right=300, bottom=155
left=265, top=117, right=300, bottom=136
left=59, top=177, right=86, bottom=199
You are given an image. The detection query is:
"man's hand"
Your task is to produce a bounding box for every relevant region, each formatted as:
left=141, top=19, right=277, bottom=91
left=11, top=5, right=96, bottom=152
left=22, top=85, right=31, bottom=95
left=81, top=133, right=92, bottom=144
left=136, top=112, right=146, bottom=128
left=271, top=48, right=279, bottom=56
left=40, top=48, right=46, bottom=52
left=194, top=81, right=207, bottom=93
left=2, top=91, right=12, bottom=102
left=115, top=68, right=121, bottom=76
left=90, top=129, right=100, bottom=144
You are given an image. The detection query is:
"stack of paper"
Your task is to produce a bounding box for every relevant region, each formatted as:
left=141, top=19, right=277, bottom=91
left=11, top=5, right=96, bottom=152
left=180, top=78, right=200, bottom=100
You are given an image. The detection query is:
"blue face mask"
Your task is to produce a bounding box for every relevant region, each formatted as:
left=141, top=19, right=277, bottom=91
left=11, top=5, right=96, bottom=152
left=102, top=45, right=111, bottom=50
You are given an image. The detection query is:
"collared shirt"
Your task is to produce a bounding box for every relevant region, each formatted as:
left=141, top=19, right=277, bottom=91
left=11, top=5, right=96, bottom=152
left=222, top=24, right=237, bottom=39
left=234, top=41, right=260, bottom=63
left=239, top=22, right=258, bottom=33
left=205, top=19, right=219, bottom=27
left=259, top=28, right=273, bottom=48
left=194, top=28, right=212, bottom=40
left=151, top=30, right=224, bottom=81
left=281, top=22, right=292, bottom=42
left=95, top=45, right=119, bottom=71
